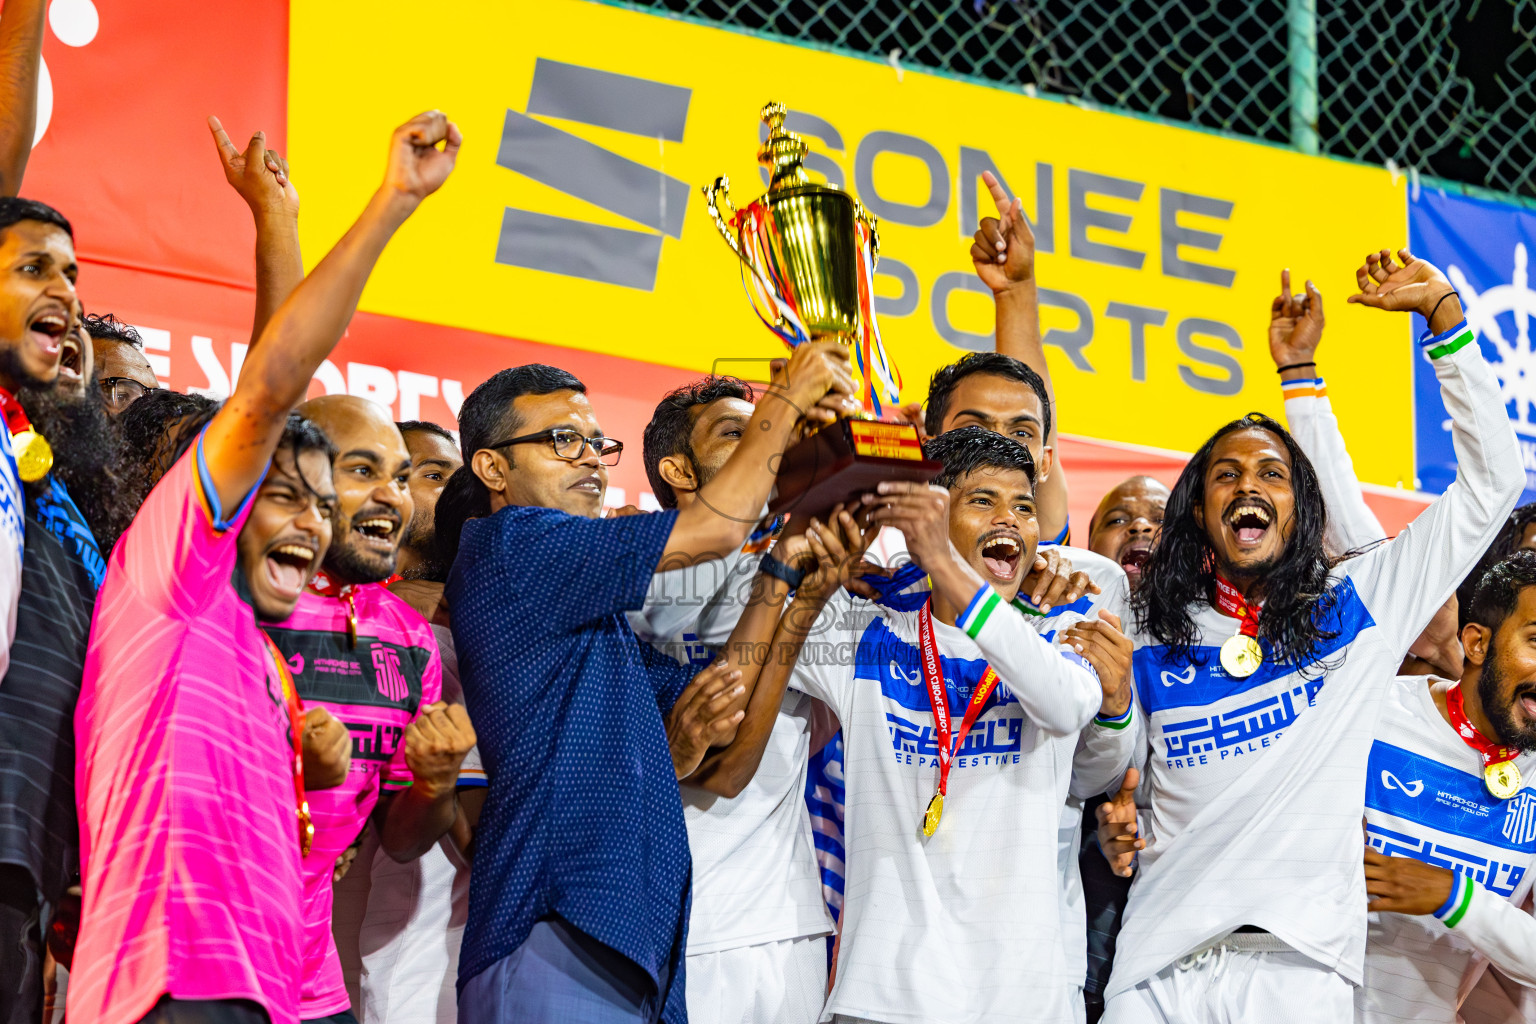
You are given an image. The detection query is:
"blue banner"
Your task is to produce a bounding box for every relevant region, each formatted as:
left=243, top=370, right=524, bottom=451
left=1411, top=190, right=1536, bottom=504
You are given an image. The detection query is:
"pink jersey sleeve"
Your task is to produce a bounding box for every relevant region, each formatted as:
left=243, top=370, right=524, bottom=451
left=381, top=623, right=442, bottom=790
left=115, top=432, right=260, bottom=617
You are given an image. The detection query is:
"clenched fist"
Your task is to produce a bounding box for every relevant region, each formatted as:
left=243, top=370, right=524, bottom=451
left=404, top=701, right=477, bottom=797
left=383, top=110, right=462, bottom=205
left=302, top=706, right=352, bottom=790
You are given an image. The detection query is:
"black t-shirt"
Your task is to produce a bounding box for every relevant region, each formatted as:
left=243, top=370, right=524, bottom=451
left=0, top=476, right=101, bottom=903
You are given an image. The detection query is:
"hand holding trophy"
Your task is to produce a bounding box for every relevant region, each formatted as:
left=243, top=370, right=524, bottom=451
left=704, top=103, right=938, bottom=523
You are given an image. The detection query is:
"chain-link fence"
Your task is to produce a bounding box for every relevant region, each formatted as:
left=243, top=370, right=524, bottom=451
left=607, top=0, right=1536, bottom=203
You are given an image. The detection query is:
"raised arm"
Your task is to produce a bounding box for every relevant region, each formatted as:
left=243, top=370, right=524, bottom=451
left=0, top=0, right=44, bottom=197
left=208, top=116, right=304, bottom=347
left=201, top=110, right=459, bottom=514
left=1342, top=248, right=1522, bottom=652
left=970, top=169, right=1069, bottom=536
left=1268, top=269, right=1386, bottom=554
left=660, top=341, right=857, bottom=566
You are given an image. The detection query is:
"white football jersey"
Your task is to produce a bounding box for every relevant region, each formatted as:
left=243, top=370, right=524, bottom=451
left=1111, top=324, right=1522, bottom=999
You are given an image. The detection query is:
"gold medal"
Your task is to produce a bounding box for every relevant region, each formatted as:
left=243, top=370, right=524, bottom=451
left=10, top=428, right=51, bottom=483
left=1485, top=760, right=1523, bottom=800
left=1220, top=633, right=1263, bottom=678
left=921, top=792, right=944, bottom=836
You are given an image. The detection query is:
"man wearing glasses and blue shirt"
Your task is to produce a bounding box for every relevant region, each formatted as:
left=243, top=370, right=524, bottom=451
left=445, top=351, right=857, bottom=1024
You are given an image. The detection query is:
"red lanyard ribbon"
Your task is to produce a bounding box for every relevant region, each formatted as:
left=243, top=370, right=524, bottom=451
left=1446, top=682, right=1521, bottom=768
left=1214, top=574, right=1261, bottom=638
left=308, top=569, right=360, bottom=648
left=917, top=600, right=1001, bottom=799
left=0, top=387, right=29, bottom=435
left=261, top=631, right=314, bottom=856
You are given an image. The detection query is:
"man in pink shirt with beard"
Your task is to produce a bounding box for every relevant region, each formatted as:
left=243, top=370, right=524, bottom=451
left=262, top=396, right=474, bottom=1024
left=70, top=110, right=461, bottom=1024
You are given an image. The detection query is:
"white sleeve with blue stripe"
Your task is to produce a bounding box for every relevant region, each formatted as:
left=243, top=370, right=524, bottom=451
left=1341, top=321, right=1523, bottom=655
left=956, top=584, right=1100, bottom=736
left=1280, top=378, right=1388, bottom=554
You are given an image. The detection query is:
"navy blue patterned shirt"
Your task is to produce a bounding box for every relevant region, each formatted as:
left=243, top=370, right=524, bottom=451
left=449, top=504, right=694, bottom=1021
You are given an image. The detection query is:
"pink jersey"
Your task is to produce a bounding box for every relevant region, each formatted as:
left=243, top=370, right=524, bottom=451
left=264, top=583, right=442, bottom=1017
left=71, top=438, right=302, bottom=1024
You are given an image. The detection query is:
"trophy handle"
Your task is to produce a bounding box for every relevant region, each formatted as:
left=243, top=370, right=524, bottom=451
left=854, top=200, right=880, bottom=269
left=702, top=177, right=744, bottom=259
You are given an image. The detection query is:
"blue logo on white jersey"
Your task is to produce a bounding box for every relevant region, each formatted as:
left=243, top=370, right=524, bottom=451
left=1366, top=741, right=1536, bottom=898
left=1504, top=791, right=1536, bottom=846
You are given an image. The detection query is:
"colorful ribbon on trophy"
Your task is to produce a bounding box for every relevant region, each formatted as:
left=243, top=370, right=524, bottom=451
left=853, top=219, right=902, bottom=418
left=736, top=204, right=811, bottom=348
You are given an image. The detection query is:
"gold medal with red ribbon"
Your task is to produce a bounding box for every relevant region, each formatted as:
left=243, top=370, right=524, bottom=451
left=0, top=387, right=51, bottom=483
left=1214, top=574, right=1264, bottom=678
left=1446, top=681, right=1524, bottom=800
left=309, top=569, right=360, bottom=648
left=917, top=600, right=1001, bottom=837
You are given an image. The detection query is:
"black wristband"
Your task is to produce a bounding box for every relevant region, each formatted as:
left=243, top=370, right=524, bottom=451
left=1275, top=361, right=1317, bottom=374
left=758, top=552, right=807, bottom=590
left=1426, top=289, right=1461, bottom=328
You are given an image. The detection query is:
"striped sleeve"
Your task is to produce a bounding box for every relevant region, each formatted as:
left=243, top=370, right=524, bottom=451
left=958, top=584, right=1100, bottom=736
left=1436, top=871, right=1536, bottom=987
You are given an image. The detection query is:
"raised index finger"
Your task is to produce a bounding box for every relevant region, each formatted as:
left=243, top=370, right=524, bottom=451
left=207, top=115, right=241, bottom=167
left=981, top=169, right=1011, bottom=218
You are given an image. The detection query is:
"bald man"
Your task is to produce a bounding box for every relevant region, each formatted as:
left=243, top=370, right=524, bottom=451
left=262, top=395, right=475, bottom=1024
left=1087, top=476, right=1170, bottom=591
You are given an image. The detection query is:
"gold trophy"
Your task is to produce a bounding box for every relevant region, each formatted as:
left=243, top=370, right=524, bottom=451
left=703, top=103, right=937, bottom=521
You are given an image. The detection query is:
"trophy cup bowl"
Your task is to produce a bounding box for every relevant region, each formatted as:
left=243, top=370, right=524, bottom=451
left=703, top=102, right=938, bottom=525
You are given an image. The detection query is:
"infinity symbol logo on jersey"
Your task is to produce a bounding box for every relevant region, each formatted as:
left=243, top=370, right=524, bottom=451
left=1504, top=791, right=1536, bottom=846
left=1381, top=770, right=1425, bottom=797
left=1160, top=666, right=1196, bottom=688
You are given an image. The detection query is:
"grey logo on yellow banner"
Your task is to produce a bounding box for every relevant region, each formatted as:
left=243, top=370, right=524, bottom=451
left=495, top=59, right=692, bottom=291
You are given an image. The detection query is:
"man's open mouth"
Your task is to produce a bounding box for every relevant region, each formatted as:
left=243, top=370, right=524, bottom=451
left=27, top=309, right=68, bottom=358
left=979, top=531, right=1023, bottom=582
left=1516, top=687, right=1536, bottom=722
left=58, top=330, right=82, bottom=381
left=1119, top=543, right=1152, bottom=577
left=265, top=542, right=317, bottom=598
left=1226, top=503, right=1273, bottom=548
left=353, top=514, right=401, bottom=551
left=570, top=473, right=602, bottom=495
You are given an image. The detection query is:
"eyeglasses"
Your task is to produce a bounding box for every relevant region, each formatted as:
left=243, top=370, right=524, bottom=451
left=99, top=376, right=162, bottom=410
left=488, top=428, right=624, bottom=466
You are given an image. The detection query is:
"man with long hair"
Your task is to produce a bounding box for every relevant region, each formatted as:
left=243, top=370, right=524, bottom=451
left=1097, top=249, right=1522, bottom=1023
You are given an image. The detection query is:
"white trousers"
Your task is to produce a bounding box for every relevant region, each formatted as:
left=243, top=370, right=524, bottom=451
left=685, top=934, right=828, bottom=1024
left=1102, top=947, right=1352, bottom=1024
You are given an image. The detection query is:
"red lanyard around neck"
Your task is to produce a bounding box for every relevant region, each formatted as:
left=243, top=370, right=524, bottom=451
left=260, top=631, right=314, bottom=856
left=916, top=600, right=1000, bottom=835
left=308, top=569, right=360, bottom=648
left=1446, top=681, right=1522, bottom=769
left=1213, top=574, right=1261, bottom=637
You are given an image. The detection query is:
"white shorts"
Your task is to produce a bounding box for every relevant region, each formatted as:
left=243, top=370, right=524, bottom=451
left=1102, top=942, right=1352, bottom=1024
left=686, top=934, right=828, bottom=1024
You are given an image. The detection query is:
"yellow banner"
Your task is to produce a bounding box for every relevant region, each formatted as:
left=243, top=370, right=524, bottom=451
left=290, top=0, right=1411, bottom=486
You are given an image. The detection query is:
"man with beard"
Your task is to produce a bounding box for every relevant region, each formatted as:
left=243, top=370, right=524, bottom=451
left=1094, top=249, right=1522, bottom=1023
left=260, top=395, right=475, bottom=1024
left=0, top=198, right=79, bottom=685
left=86, top=314, right=161, bottom=415
left=776, top=427, right=1128, bottom=1024
left=71, top=109, right=460, bottom=1024
left=0, top=314, right=108, bottom=1020
left=1356, top=551, right=1536, bottom=1022
left=1088, top=477, right=1170, bottom=592
left=395, top=419, right=461, bottom=581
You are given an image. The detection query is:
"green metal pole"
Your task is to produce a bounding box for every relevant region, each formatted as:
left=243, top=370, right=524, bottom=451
left=1289, top=0, right=1319, bottom=155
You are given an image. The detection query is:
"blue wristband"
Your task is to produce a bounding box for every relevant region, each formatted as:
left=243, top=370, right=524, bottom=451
left=758, top=552, right=807, bottom=590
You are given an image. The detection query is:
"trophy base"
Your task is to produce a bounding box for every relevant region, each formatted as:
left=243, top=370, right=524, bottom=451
left=768, top=418, right=940, bottom=528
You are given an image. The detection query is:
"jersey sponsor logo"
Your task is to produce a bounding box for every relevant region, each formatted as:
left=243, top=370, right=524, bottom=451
left=1381, top=769, right=1424, bottom=797
left=371, top=644, right=408, bottom=702
left=862, top=616, right=1015, bottom=716
left=884, top=710, right=1023, bottom=767
left=1161, top=666, right=1196, bottom=688
left=287, top=651, right=305, bottom=675
left=1504, top=791, right=1536, bottom=846
left=1134, top=576, right=1374, bottom=716
left=346, top=720, right=405, bottom=764
left=1367, top=741, right=1536, bottom=862
left=1161, top=677, right=1325, bottom=768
